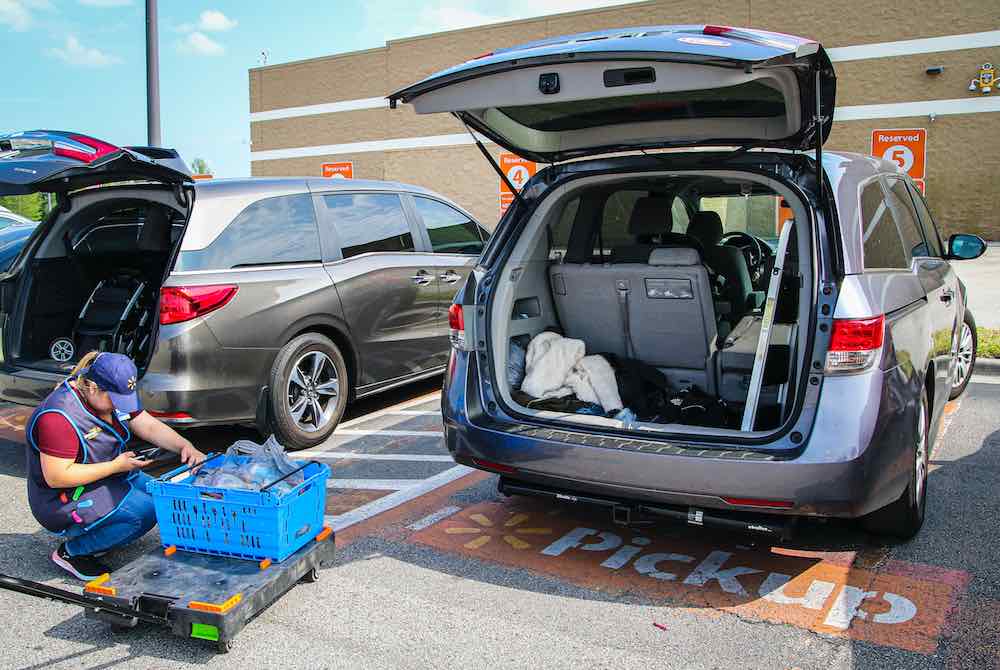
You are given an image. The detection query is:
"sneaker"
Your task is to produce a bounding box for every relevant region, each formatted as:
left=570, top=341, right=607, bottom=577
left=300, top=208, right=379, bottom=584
left=51, top=543, right=110, bottom=581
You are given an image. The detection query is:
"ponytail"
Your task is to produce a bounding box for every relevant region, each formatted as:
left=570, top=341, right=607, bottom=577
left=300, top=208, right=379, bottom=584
left=59, top=350, right=100, bottom=389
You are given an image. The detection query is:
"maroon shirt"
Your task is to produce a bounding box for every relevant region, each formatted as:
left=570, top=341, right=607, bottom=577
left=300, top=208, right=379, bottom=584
left=33, top=386, right=139, bottom=460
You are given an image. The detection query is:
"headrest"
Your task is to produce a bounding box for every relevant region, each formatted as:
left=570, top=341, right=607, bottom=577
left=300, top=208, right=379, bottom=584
left=687, top=211, right=724, bottom=248
left=627, top=197, right=673, bottom=237
left=648, top=247, right=701, bottom=266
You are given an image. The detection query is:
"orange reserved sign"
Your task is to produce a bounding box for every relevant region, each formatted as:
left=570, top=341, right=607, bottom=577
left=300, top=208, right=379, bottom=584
left=871, top=129, right=927, bottom=180
left=499, top=153, right=536, bottom=216
left=322, top=161, right=354, bottom=179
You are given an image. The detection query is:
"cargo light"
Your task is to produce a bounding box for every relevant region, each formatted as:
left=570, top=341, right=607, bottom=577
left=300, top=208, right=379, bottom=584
left=160, top=285, right=238, bottom=325
left=722, top=497, right=794, bottom=509
left=52, top=134, right=118, bottom=164
left=448, top=303, right=473, bottom=351
left=825, top=315, right=885, bottom=374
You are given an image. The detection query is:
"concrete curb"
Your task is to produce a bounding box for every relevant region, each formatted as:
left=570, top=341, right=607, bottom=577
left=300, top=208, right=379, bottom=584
left=974, top=357, right=1000, bottom=377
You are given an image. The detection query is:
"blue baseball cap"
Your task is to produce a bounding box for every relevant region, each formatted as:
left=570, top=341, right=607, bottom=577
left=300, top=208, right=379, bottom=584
left=83, top=353, right=141, bottom=414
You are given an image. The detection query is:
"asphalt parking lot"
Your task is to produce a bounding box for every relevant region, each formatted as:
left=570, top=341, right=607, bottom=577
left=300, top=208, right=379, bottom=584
left=1, top=372, right=999, bottom=669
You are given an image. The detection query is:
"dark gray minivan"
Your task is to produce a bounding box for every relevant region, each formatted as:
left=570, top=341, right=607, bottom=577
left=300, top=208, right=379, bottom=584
left=392, top=26, right=987, bottom=539
left=0, top=131, right=487, bottom=448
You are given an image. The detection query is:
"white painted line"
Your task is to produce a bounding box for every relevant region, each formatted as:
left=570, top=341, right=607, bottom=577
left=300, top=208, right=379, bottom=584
left=250, top=96, right=387, bottom=122
left=334, top=429, right=443, bottom=438
left=327, top=479, right=420, bottom=491
left=834, top=96, right=1000, bottom=122
left=392, top=410, right=441, bottom=416
left=297, top=451, right=455, bottom=462
left=407, top=505, right=462, bottom=531
left=970, top=374, right=1000, bottom=385
left=335, top=391, right=441, bottom=430
left=828, top=30, right=1000, bottom=62
left=327, top=464, right=474, bottom=531
left=250, top=132, right=487, bottom=161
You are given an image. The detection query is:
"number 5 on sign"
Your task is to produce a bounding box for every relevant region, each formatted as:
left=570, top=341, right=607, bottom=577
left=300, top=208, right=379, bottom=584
left=871, top=129, right=926, bottom=181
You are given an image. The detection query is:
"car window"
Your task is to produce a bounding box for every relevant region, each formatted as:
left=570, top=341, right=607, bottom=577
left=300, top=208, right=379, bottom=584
left=0, top=216, right=16, bottom=230
left=325, top=193, right=414, bottom=259
left=0, top=224, right=35, bottom=272
left=412, top=196, right=483, bottom=255
left=861, top=181, right=908, bottom=270
left=698, top=195, right=780, bottom=243
left=549, top=197, right=579, bottom=261
left=601, top=190, right=647, bottom=250
left=887, top=178, right=929, bottom=259
left=175, top=194, right=320, bottom=271
left=671, top=196, right=691, bottom=234
left=905, top=183, right=944, bottom=257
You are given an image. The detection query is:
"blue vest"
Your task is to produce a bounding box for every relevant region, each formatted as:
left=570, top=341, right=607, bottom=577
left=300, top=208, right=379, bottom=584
left=25, top=381, right=136, bottom=534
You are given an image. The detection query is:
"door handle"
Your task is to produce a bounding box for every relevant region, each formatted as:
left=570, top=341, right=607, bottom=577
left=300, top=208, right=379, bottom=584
left=411, top=271, right=432, bottom=286
left=940, top=289, right=954, bottom=303
left=439, top=271, right=462, bottom=284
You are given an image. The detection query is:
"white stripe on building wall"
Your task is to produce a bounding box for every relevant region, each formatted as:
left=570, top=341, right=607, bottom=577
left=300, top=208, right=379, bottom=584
left=826, top=30, right=1000, bottom=62
left=249, top=31, right=1000, bottom=124
left=250, top=97, right=1000, bottom=161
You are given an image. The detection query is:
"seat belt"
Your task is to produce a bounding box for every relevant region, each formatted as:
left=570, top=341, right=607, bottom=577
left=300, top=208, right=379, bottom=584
left=740, top=220, right=794, bottom=431
left=616, top=279, right=634, bottom=360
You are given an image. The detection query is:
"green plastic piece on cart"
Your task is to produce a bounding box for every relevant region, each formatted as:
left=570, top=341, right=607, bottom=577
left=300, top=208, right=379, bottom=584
left=190, top=623, right=220, bottom=641
left=72, top=486, right=84, bottom=501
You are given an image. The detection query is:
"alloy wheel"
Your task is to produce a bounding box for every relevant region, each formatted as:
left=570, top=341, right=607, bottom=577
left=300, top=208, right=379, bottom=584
left=285, top=351, right=340, bottom=433
left=953, top=322, right=974, bottom=391
left=914, top=397, right=928, bottom=506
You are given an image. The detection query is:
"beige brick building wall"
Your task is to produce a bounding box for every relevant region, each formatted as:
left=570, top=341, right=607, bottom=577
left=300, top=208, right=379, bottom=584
left=249, top=0, right=1000, bottom=238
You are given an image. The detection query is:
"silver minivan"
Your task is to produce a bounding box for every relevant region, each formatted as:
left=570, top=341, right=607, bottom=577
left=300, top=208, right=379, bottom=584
left=0, top=132, right=487, bottom=448
left=392, top=25, right=987, bottom=539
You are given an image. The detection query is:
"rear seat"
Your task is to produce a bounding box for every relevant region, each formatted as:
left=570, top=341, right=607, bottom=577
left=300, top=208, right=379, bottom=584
left=549, top=247, right=718, bottom=393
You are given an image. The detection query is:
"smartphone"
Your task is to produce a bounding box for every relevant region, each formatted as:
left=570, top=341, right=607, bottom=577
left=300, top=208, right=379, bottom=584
left=133, top=447, right=161, bottom=461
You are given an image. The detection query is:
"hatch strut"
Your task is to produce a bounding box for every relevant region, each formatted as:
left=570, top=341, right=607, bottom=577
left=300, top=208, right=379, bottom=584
left=459, top=119, right=529, bottom=211
left=740, top=218, right=794, bottom=431
left=813, top=64, right=827, bottom=211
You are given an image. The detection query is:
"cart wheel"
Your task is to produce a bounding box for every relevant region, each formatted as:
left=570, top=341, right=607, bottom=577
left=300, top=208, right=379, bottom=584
left=302, top=567, right=319, bottom=583
left=217, top=639, right=233, bottom=654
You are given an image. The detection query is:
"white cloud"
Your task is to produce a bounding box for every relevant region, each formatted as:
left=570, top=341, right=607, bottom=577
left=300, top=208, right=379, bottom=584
left=197, top=9, right=236, bottom=31
left=0, top=0, right=51, bottom=32
left=177, top=31, right=224, bottom=56
left=47, top=35, right=121, bottom=67
left=78, top=0, right=132, bottom=7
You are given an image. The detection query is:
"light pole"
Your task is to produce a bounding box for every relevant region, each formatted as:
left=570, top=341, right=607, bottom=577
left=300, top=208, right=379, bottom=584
left=145, top=0, right=161, bottom=147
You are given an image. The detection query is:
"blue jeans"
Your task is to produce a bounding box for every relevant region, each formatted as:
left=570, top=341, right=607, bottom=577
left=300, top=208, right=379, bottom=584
left=64, top=472, right=157, bottom=557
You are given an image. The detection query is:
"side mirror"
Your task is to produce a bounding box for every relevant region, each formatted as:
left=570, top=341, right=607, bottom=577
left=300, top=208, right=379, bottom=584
left=946, top=234, right=987, bottom=261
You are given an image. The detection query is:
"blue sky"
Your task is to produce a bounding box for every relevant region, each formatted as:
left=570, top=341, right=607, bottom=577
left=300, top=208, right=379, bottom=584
left=1, top=0, right=632, bottom=178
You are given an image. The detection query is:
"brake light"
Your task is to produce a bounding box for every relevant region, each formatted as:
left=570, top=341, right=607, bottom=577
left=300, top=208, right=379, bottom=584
left=825, top=315, right=885, bottom=373
left=52, top=134, right=118, bottom=163
left=722, top=496, right=794, bottom=509
left=448, top=303, right=471, bottom=351
left=159, top=285, right=238, bottom=325
left=703, top=25, right=733, bottom=36
left=472, top=458, right=518, bottom=474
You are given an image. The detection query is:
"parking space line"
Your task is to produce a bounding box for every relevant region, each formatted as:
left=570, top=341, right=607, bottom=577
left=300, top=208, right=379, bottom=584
left=392, top=410, right=440, bottom=416
left=335, top=391, right=441, bottom=430
left=327, top=464, right=473, bottom=531
left=327, top=479, right=422, bottom=491
left=334, top=429, right=443, bottom=437
left=298, top=451, right=455, bottom=462
left=970, top=375, right=1000, bottom=385
left=407, top=505, right=462, bottom=531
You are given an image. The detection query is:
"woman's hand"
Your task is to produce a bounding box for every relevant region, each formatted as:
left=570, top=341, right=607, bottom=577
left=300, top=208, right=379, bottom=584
left=113, top=451, right=154, bottom=474
left=180, top=442, right=206, bottom=467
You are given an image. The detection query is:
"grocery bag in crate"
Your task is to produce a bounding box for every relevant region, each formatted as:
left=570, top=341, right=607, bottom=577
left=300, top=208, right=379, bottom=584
left=147, top=436, right=330, bottom=562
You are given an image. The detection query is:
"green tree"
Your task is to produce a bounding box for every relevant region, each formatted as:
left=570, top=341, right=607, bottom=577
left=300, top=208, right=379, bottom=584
left=190, top=158, right=212, bottom=176
left=0, top=193, right=48, bottom=221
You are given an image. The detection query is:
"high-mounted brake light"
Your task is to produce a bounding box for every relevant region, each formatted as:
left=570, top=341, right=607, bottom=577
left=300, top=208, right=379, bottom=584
left=702, top=25, right=733, bottom=36
left=449, top=303, right=474, bottom=351
left=159, top=285, right=238, bottom=325
left=825, top=315, right=885, bottom=374
left=52, top=134, right=119, bottom=164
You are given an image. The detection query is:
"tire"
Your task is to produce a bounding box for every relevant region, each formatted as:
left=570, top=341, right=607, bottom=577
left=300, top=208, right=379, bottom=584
left=862, top=388, right=929, bottom=540
left=302, top=567, right=319, bottom=583
left=268, top=333, right=349, bottom=450
left=949, top=309, right=977, bottom=400
left=217, top=639, right=233, bottom=654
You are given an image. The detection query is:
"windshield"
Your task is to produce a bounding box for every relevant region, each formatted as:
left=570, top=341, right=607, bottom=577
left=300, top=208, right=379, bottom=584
left=689, top=195, right=788, bottom=248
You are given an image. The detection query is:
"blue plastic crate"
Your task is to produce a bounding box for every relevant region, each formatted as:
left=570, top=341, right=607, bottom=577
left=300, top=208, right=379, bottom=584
left=147, top=455, right=330, bottom=563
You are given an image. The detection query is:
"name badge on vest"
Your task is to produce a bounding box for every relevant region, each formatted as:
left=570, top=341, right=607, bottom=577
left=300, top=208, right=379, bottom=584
left=84, top=427, right=102, bottom=441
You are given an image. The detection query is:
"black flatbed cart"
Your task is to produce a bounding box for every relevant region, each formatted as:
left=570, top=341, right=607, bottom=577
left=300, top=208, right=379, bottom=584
left=0, top=526, right=335, bottom=653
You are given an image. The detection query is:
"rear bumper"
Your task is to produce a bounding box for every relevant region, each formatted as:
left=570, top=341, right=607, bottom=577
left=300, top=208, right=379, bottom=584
left=443, top=352, right=915, bottom=520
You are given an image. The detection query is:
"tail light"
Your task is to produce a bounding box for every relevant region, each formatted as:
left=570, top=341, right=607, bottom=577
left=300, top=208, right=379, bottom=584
left=159, top=285, right=238, bottom=325
left=52, top=134, right=118, bottom=163
left=825, top=315, right=884, bottom=374
left=722, top=496, right=794, bottom=509
left=448, top=303, right=473, bottom=351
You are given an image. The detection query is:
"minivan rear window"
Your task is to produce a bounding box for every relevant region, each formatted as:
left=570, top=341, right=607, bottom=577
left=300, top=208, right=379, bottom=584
left=497, top=81, right=786, bottom=133
left=861, top=181, right=908, bottom=270
left=176, top=194, right=321, bottom=271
